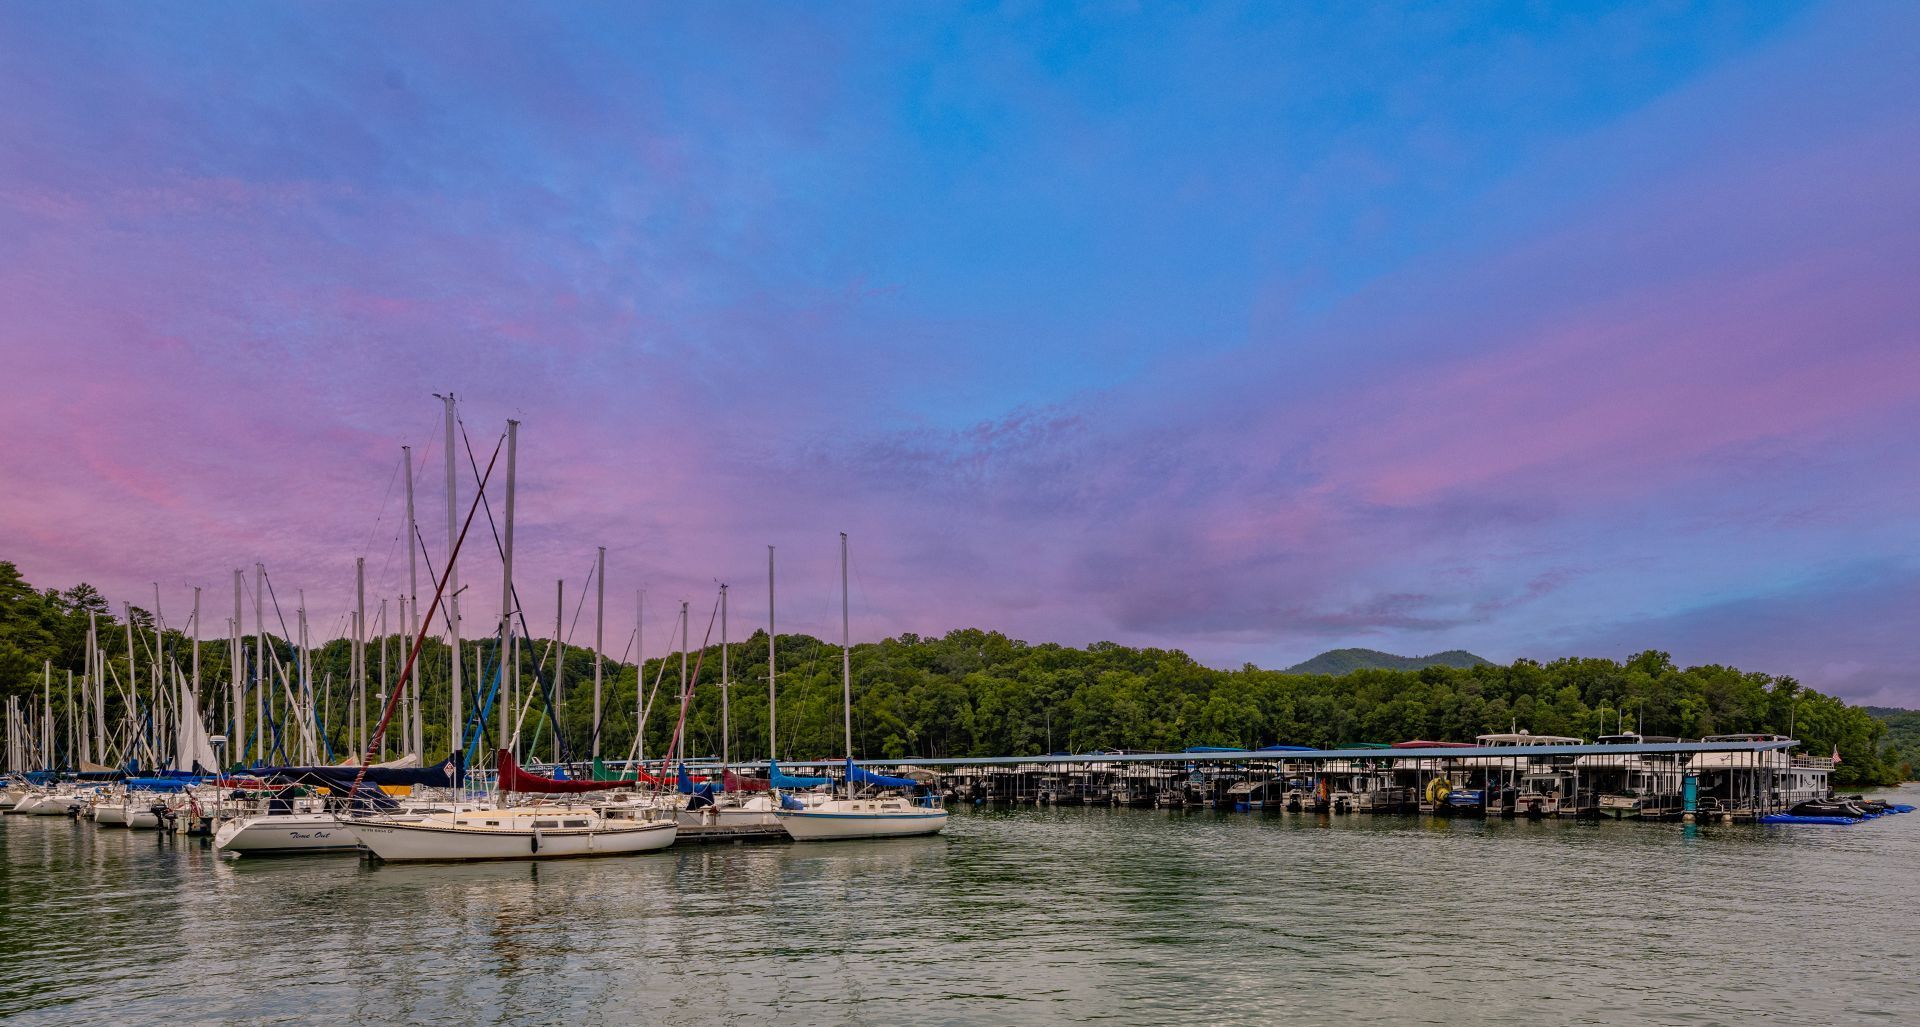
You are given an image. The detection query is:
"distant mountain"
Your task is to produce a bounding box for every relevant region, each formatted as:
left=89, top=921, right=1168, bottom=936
left=1284, top=648, right=1493, bottom=676
left=1864, top=706, right=1917, bottom=719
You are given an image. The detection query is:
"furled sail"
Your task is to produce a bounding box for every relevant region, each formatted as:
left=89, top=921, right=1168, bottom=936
left=676, top=764, right=720, bottom=798
left=845, top=759, right=916, bottom=790
left=495, top=749, right=655, bottom=793
left=768, top=760, right=830, bottom=789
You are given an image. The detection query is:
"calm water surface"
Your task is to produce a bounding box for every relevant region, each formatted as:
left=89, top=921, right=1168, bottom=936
left=3, top=793, right=1918, bottom=1026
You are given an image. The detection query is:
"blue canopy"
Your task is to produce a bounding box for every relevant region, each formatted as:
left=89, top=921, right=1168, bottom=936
left=769, top=760, right=830, bottom=789
left=1257, top=745, right=1320, bottom=752
left=846, top=759, right=916, bottom=790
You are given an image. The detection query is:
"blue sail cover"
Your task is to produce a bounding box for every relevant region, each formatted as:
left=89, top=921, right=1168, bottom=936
left=676, top=764, right=720, bottom=798
left=768, top=760, right=830, bottom=789
left=845, top=759, right=916, bottom=790
left=124, top=776, right=200, bottom=792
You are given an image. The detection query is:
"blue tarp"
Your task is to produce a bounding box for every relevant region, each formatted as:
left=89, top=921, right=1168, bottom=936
left=846, top=759, right=916, bottom=790
left=1257, top=745, right=1320, bottom=752
left=769, top=760, right=831, bottom=789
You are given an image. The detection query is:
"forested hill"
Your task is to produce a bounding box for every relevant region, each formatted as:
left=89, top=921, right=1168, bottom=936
left=0, top=560, right=1904, bottom=786
left=1284, top=648, right=1491, bottom=675
left=1867, top=707, right=1920, bottom=780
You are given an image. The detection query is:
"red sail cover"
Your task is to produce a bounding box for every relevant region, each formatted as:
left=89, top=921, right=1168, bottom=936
left=495, top=749, right=661, bottom=793
left=723, top=771, right=770, bottom=793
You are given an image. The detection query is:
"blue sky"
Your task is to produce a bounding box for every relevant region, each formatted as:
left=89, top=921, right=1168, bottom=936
left=3, top=2, right=1917, bottom=702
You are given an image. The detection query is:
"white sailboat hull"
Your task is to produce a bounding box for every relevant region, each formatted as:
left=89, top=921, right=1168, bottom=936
left=214, top=813, right=360, bottom=855
left=777, top=803, right=948, bottom=841
left=125, top=805, right=162, bottom=829
left=715, top=804, right=779, bottom=827
left=15, top=794, right=77, bottom=816
left=92, top=803, right=128, bottom=826
left=354, top=818, right=677, bottom=862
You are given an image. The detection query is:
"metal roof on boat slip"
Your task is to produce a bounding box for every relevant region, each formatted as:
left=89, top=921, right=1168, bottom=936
left=717, top=739, right=1799, bottom=772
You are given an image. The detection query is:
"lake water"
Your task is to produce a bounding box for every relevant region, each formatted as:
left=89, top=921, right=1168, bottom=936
left=3, top=794, right=1917, bottom=1026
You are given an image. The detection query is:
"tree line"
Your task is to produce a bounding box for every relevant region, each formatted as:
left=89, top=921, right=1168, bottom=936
left=0, top=560, right=1903, bottom=786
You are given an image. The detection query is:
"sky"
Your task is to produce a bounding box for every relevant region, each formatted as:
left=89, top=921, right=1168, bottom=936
left=2, top=2, right=1916, bottom=704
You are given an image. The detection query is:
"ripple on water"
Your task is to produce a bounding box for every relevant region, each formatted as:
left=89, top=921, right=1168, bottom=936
left=3, top=796, right=1920, bottom=1025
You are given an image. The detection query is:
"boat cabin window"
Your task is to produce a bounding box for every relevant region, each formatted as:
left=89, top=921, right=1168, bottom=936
left=534, top=820, right=559, bottom=828
left=485, top=820, right=500, bottom=826
left=563, top=819, right=588, bottom=828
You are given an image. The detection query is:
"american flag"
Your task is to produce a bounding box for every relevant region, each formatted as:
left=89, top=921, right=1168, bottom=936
left=1832, top=744, right=1842, bottom=765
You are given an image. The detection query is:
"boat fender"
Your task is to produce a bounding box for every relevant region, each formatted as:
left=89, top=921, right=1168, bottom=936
left=531, top=829, right=540, bottom=854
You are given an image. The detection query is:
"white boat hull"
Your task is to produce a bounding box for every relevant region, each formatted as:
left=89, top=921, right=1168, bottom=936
left=14, top=794, right=77, bottom=816
left=214, top=813, right=360, bottom=855
left=354, top=818, right=678, bottom=862
left=715, top=805, right=779, bottom=828
left=92, top=803, right=129, bottom=826
left=777, top=803, right=948, bottom=841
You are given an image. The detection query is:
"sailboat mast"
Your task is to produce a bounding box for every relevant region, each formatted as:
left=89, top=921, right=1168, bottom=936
left=356, top=556, right=367, bottom=759
left=123, top=603, right=137, bottom=764
left=378, top=599, right=390, bottom=761
left=720, top=582, right=730, bottom=777
left=594, top=546, right=604, bottom=761
left=687, top=598, right=695, bottom=767
left=231, top=571, right=242, bottom=768
left=500, top=419, right=518, bottom=766
left=85, top=609, right=99, bottom=765
left=441, top=393, right=462, bottom=758
left=297, top=595, right=311, bottom=763
left=152, top=584, right=165, bottom=765
left=760, top=545, right=768, bottom=764
left=554, top=579, right=565, bottom=763
left=635, top=589, right=643, bottom=764
left=645, top=591, right=652, bottom=767
left=190, top=585, right=200, bottom=715
left=403, top=443, right=421, bottom=760
left=841, top=532, right=852, bottom=760
left=253, top=563, right=265, bottom=764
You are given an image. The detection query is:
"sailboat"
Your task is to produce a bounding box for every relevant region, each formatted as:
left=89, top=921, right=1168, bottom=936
left=351, top=750, right=676, bottom=861
left=775, top=533, right=947, bottom=842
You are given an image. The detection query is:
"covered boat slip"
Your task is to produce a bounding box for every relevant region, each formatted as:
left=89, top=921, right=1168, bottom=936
left=749, top=737, right=1840, bottom=822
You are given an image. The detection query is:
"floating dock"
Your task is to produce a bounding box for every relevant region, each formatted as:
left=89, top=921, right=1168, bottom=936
left=751, top=736, right=1844, bottom=823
